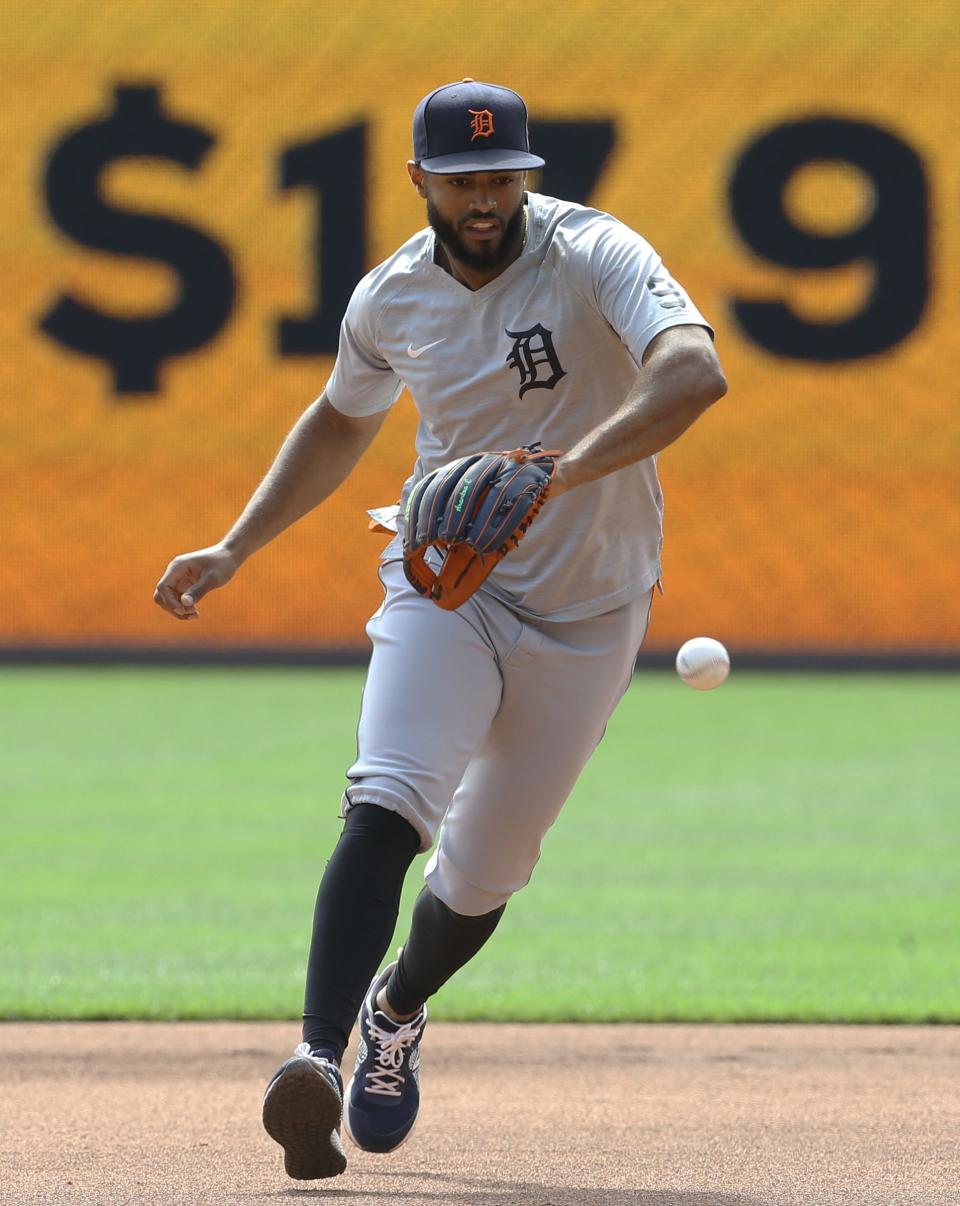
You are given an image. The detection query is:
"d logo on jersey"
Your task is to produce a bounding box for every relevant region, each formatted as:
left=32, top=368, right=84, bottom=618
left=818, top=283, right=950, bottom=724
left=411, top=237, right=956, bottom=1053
left=505, top=324, right=566, bottom=398
left=506, top=323, right=566, bottom=397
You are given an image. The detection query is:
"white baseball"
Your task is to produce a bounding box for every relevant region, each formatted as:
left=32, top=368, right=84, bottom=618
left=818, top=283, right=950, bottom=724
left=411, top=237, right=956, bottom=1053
left=675, top=636, right=730, bottom=691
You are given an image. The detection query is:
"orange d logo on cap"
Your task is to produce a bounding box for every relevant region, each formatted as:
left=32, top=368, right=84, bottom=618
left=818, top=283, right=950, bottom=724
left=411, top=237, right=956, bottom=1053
left=468, top=109, right=495, bottom=141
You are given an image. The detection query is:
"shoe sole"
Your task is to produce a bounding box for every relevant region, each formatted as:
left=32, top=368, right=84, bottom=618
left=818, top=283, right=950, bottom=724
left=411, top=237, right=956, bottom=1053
left=341, top=1075, right=418, bottom=1155
left=262, top=1058, right=347, bottom=1180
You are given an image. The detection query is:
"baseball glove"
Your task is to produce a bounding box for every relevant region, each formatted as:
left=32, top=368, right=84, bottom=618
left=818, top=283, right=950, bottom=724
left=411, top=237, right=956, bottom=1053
left=402, top=443, right=561, bottom=611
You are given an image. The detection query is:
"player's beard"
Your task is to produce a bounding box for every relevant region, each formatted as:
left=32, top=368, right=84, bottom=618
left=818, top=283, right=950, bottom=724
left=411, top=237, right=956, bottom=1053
left=427, top=198, right=526, bottom=272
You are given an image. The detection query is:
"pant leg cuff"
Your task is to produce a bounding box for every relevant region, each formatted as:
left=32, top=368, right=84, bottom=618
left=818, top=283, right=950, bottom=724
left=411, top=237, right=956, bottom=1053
left=342, top=780, right=434, bottom=852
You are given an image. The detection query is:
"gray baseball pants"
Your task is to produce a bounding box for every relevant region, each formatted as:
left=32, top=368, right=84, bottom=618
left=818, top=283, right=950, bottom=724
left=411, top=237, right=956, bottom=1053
left=342, top=558, right=653, bottom=915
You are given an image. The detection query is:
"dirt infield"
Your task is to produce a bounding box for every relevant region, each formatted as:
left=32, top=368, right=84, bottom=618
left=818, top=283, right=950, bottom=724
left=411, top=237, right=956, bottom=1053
left=2, top=1023, right=957, bottom=1205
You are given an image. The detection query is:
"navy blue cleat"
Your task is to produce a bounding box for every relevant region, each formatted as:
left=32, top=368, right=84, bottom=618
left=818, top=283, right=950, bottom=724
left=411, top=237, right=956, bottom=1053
left=261, top=1043, right=347, bottom=1180
left=343, top=963, right=428, bottom=1154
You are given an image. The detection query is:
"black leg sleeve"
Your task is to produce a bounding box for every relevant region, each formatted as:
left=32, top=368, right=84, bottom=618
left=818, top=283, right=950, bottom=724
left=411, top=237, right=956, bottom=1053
left=385, top=886, right=506, bottom=1016
left=301, top=803, right=420, bottom=1062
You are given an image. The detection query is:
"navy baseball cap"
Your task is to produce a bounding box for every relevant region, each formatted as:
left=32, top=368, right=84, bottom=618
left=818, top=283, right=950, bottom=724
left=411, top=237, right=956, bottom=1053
left=413, top=79, right=545, bottom=174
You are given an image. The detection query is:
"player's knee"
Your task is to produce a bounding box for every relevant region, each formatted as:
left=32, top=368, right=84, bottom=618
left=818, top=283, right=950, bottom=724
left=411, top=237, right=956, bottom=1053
left=342, top=776, right=435, bottom=851
left=418, top=884, right=506, bottom=929
left=424, top=846, right=523, bottom=916
left=341, top=800, right=421, bottom=850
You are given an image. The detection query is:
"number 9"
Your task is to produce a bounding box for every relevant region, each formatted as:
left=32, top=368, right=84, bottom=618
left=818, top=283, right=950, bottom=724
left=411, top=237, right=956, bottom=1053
left=729, top=117, right=928, bottom=362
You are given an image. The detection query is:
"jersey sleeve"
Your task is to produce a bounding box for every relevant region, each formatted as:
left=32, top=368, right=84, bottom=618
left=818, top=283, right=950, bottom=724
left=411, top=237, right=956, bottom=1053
left=569, top=216, right=713, bottom=366
left=324, top=279, right=404, bottom=416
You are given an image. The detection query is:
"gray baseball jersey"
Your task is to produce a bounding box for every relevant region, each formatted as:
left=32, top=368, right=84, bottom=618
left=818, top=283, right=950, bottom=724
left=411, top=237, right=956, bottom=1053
left=325, top=191, right=712, bottom=621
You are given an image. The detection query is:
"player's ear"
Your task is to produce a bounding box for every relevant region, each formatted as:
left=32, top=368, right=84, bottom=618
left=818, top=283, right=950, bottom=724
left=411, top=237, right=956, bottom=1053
left=407, top=162, right=428, bottom=198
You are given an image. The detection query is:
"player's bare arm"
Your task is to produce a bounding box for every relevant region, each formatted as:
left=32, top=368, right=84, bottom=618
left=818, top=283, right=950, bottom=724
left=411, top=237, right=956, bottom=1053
left=550, top=325, right=726, bottom=496
left=153, top=394, right=386, bottom=620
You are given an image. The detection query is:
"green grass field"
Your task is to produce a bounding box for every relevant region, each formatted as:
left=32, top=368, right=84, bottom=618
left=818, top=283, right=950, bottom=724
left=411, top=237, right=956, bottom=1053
left=1, top=668, right=957, bottom=1022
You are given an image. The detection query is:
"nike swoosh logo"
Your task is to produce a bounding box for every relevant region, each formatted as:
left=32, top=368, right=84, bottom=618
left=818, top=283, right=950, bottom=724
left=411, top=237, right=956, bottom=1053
left=407, top=339, right=446, bottom=358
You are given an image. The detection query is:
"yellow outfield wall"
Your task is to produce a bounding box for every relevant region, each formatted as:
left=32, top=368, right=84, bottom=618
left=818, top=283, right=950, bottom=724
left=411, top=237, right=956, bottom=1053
left=3, top=0, right=958, bottom=653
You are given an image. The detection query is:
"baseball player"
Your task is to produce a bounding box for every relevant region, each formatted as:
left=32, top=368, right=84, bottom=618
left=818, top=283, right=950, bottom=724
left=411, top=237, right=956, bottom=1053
left=154, top=79, right=726, bottom=1180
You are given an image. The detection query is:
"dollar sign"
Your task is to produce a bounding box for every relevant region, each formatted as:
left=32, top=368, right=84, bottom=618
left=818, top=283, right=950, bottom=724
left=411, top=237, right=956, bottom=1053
left=40, top=84, right=236, bottom=394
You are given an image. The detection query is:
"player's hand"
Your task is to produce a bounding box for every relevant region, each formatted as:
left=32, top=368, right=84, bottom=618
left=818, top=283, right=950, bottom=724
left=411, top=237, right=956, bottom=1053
left=153, top=544, right=242, bottom=621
